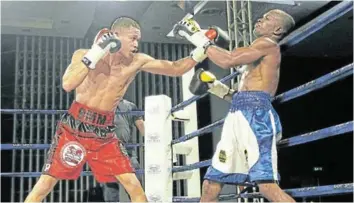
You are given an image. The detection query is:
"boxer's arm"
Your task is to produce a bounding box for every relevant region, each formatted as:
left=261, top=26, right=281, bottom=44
left=135, top=119, right=145, bottom=136
left=139, top=54, right=197, bottom=76
left=62, top=49, right=90, bottom=92
left=206, top=38, right=276, bottom=68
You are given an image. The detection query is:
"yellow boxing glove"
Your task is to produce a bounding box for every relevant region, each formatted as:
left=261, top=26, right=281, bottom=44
left=200, top=71, right=233, bottom=100
left=200, top=71, right=216, bottom=83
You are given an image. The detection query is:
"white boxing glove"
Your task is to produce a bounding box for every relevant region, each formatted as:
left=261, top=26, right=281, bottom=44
left=173, top=18, right=211, bottom=47
left=82, top=29, right=121, bottom=69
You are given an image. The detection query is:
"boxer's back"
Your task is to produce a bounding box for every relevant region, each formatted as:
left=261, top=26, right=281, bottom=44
left=75, top=50, right=140, bottom=111
left=238, top=37, right=281, bottom=96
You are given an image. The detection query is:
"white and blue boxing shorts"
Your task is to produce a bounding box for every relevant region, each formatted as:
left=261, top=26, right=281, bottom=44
left=204, top=91, right=282, bottom=184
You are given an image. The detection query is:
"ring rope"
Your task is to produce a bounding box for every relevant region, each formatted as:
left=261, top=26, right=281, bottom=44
left=0, top=109, right=145, bottom=116
left=279, top=1, right=353, bottom=48
left=172, top=119, right=225, bottom=144
left=172, top=64, right=353, bottom=145
left=173, top=183, right=354, bottom=202
left=274, top=63, right=353, bottom=103
left=171, top=1, right=353, bottom=113
left=5, top=121, right=350, bottom=176
left=278, top=121, right=353, bottom=148
left=0, top=169, right=145, bottom=177
left=1, top=64, right=351, bottom=118
left=172, top=121, right=353, bottom=173
left=0, top=143, right=143, bottom=150
left=171, top=70, right=241, bottom=112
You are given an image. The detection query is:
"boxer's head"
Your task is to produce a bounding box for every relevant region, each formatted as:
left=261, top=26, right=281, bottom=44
left=110, top=17, right=141, bottom=57
left=253, top=9, right=295, bottom=40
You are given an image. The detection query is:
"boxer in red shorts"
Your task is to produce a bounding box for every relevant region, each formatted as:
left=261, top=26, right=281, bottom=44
left=43, top=101, right=133, bottom=183
left=25, top=17, right=208, bottom=202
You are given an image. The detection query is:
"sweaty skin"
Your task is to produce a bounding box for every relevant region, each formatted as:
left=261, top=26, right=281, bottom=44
left=238, top=38, right=280, bottom=96
left=206, top=37, right=281, bottom=96
left=200, top=10, right=296, bottom=203
left=62, top=27, right=196, bottom=111
left=24, top=26, right=197, bottom=203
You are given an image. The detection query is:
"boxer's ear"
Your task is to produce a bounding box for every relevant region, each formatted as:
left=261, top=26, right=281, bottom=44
left=273, top=26, right=283, bottom=36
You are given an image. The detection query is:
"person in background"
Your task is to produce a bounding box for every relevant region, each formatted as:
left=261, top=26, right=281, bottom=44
left=102, top=99, right=145, bottom=202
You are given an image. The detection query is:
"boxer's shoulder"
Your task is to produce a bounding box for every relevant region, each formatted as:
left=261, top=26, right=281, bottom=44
left=134, top=53, right=155, bottom=67
left=251, top=37, right=279, bottom=54
left=252, top=37, right=278, bottom=48
left=135, top=53, right=154, bottom=61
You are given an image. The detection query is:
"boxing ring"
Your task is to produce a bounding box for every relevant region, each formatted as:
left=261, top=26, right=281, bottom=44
left=1, top=1, right=353, bottom=202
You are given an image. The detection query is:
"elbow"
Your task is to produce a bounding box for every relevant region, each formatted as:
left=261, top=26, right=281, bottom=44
left=62, top=80, right=74, bottom=92
left=171, top=66, right=186, bottom=76
left=219, top=59, right=233, bottom=69
left=219, top=62, right=231, bottom=69
left=174, top=70, right=185, bottom=76
left=215, top=54, right=234, bottom=69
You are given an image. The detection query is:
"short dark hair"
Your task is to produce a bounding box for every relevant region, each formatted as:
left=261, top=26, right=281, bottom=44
left=111, top=16, right=141, bottom=30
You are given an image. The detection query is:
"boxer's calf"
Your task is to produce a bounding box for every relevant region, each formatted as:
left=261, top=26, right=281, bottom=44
left=24, top=175, right=58, bottom=202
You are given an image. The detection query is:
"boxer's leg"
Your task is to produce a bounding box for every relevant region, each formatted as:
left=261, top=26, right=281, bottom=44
left=26, top=122, right=86, bottom=202
left=89, top=138, right=147, bottom=202
left=241, top=107, right=295, bottom=202
left=24, top=175, right=58, bottom=202
left=258, top=183, right=295, bottom=202
left=202, top=112, right=248, bottom=202
left=115, top=173, right=147, bottom=202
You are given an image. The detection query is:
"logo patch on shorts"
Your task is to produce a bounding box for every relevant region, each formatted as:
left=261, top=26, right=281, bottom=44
left=219, top=150, right=226, bottom=163
left=60, top=142, right=86, bottom=167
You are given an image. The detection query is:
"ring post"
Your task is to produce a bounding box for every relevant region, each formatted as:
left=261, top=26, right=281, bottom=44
left=145, top=95, right=173, bottom=202
left=181, top=67, right=201, bottom=197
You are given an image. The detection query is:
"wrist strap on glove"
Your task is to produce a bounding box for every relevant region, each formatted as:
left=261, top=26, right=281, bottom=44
left=190, top=46, right=207, bottom=63
left=82, top=44, right=107, bottom=69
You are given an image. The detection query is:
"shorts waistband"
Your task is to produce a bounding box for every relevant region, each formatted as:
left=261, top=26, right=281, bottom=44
left=230, top=91, right=273, bottom=112
left=68, top=101, right=114, bottom=126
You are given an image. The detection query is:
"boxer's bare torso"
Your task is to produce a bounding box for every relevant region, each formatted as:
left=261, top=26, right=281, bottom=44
left=73, top=50, right=147, bottom=111
left=238, top=37, right=281, bottom=96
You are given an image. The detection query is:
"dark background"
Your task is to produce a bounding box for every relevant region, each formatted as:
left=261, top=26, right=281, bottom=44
left=197, top=57, right=353, bottom=202
left=1, top=1, right=353, bottom=202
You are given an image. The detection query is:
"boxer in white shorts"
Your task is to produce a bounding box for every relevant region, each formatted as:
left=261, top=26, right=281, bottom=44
left=206, top=91, right=282, bottom=184
left=180, top=9, right=297, bottom=202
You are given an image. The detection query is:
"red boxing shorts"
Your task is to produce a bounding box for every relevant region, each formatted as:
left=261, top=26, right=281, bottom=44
left=42, top=101, right=134, bottom=183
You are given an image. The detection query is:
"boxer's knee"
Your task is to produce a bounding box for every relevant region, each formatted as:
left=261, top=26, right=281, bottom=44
left=115, top=173, right=146, bottom=201
left=201, top=180, right=223, bottom=202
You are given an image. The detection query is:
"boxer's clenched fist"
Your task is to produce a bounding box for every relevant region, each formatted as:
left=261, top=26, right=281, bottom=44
left=189, top=68, right=233, bottom=99
left=82, top=29, right=122, bottom=69
left=172, top=18, right=213, bottom=49
left=173, top=18, right=231, bottom=53
left=173, top=18, right=202, bottom=39
left=96, top=32, right=121, bottom=53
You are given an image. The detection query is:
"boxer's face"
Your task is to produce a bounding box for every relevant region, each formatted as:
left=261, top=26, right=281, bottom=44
left=253, top=11, right=282, bottom=37
left=114, top=26, right=141, bottom=58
